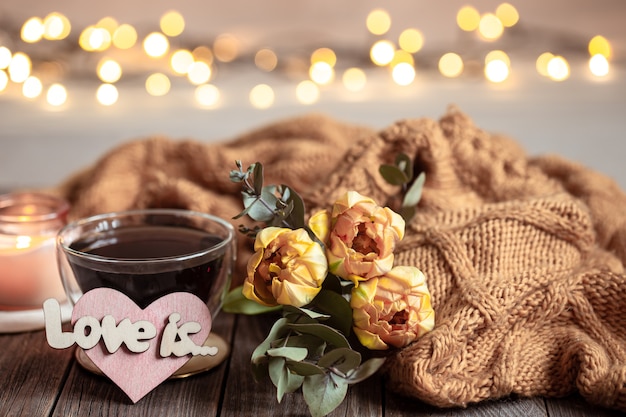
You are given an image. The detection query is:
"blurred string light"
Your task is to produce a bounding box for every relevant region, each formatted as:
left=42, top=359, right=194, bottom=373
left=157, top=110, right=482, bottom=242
left=249, top=83, right=274, bottom=109
left=0, top=4, right=617, bottom=110
left=96, top=83, right=118, bottom=106
left=439, top=53, right=464, bottom=78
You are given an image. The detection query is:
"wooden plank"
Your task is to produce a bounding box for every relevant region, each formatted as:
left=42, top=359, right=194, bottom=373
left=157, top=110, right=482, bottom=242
left=545, top=396, right=625, bottom=417
left=385, top=391, right=548, bottom=417
left=220, top=314, right=383, bottom=417
left=51, top=311, right=235, bottom=417
left=0, top=330, right=73, bottom=417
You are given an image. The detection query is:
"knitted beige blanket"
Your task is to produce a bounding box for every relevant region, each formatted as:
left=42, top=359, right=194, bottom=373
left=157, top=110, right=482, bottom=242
left=55, top=108, right=626, bottom=411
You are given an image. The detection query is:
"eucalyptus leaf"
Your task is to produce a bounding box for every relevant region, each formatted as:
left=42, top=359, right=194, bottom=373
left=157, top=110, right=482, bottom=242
left=303, top=373, right=349, bottom=417
left=286, top=360, right=325, bottom=376
left=379, top=164, right=409, bottom=186
left=267, top=346, right=309, bottom=362
left=269, top=357, right=305, bottom=403
left=282, top=185, right=306, bottom=229
left=403, top=171, right=425, bottom=207
left=252, top=162, right=264, bottom=195
left=222, top=286, right=281, bottom=315
left=251, top=318, right=290, bottom=366
left=312, top=290, right=353, bottom=335
left=318, top=348, right=362, bottom=375
left=287, top=323, right=350, bottom=349
left=242, top=187, right=279, bottom=222
left=395, top=153, right=413, bottom=181
left=345, top=357, right=386, bottom=384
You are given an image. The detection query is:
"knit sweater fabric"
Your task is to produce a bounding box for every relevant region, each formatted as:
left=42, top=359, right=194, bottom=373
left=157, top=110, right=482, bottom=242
left=55, top=108, right=626, bottom=411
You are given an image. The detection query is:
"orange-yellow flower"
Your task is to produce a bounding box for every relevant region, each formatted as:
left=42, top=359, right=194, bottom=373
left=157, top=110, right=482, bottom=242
left=326, top=191, right=404, bottom=284
left=243, top=227, right=328, bottom=307
left=351, top=266, right=435, bottom=350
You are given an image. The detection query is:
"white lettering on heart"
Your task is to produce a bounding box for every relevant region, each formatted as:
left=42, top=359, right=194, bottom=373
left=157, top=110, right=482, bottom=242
left=43, top=298, right=217, bottom=356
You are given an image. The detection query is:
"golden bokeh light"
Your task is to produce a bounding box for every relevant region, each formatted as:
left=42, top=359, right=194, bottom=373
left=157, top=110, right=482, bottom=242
left=146, top=73, right=171, bottom=96
left=96, top=17, right=118, bottom=35
left=8, top=52, right=31, bottom=83
left=342, top=67, right=367, bottom=92
left=588, top=35, right=612, bottom=59
left=485, top=50, right=510, bottom=67
left=249, top=84, right=275, bottom=109
left=22, top=76, right=43, bottom=98
left=366, top=9, right=391, bottom=35
left=485, top=59, right=509, bottom=83
left=97, top=58, right=122, bottom=83
left=46, top=83, right=67, bottom=106
left=398, top=28, right=424, bottom=53
left=589, top=54, right=609, bottom=77
left=171, top=49, right=195, bottom=74
left=311, top=47, right=336, bottom=67
left=457, top=6, right=481, bottom=32
left=21, top=17, right=44, bottom=43
left=214, top=34, right=240, bottom=63
left=160, top=11, right=185, bottom=37
left=391, top=62, right=415, bottom=86
left=496, top=3, right=519, bottom=27
left=192, top=46, right=214, bottom=65
left=96, top=83, right=119, bottom=106
left=255, top=48, right=278, bottom=72
left=309, top=61, right=334, bottom=85
left=0, top=47, right=11, bottom=69
left=535, top=52, right=554, bottom=77
left=478, top=13, right=504, bottom=40
left=43, top=12, right=71, bottom=40
left=0, top=70, right=8, bottom=92
left=113, top=24, right=137, bottom=49
left=547, top=56, right=569, bottom=81
left=79, top=26, right=112, bottom=51
left=296, top=80, right=320, bottom=105
left=370, top=40, right=395, bottom=66
left=438, top=53, right=464, bottom=78
left=390, top=50, right=414, bottom=67
left=187, top=61, right=212, bottom=85
left=143, top=32, right=169, bottom=58
left=195, top=84, right=220, bottom=108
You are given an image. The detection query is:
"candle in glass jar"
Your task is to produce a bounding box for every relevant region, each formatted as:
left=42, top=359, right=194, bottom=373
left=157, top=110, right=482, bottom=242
left=0, top=192, right=70, bottom=310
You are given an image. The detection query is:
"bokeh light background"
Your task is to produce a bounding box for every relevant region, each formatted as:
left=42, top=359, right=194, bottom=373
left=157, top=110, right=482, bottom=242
left=0, top=0, right=624, bottom=190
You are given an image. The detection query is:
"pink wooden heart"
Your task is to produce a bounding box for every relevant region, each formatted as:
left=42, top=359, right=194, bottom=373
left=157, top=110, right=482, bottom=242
left=72, top=288, right=212, bottom=403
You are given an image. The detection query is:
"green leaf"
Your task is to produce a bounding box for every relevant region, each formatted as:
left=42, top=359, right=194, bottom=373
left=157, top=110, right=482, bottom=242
left=251, top=318, right=290, bottom=366
left=287, top=323, right=350, bottom=349
left=283, top=305, right=331, bottom=320
left=403, top=171, right=425, bottom=208
left=267, top=346, right=309, bottom=362
left=269, top=357, right=305, bottom=402
left=282, top=185, right=306, bottom=229
left=394, top=153, right=414, bottom=181
left=379, top=164, right=409, bottom=186
left=318, top=348, right=362, bottom=375
left=242, top=187, right=279, bottom=222
left=311, top=290, right=353, bottom=335
left=286, top=360, right=325, bottom=376
left=252, top=162, right=264, bottom=195
left=400, top=205, right=416, bottom=222
left=303, top=373, right=349, bottom=417
left=222, top=286, right=281, bottom=315
left=345, top=357, right=386, bottom=384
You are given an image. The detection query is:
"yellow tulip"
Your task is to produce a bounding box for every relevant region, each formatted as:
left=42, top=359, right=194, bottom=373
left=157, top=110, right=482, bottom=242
left=243, top=227, right=328, bottom=307
left=351, top=266, right=434, bottom=350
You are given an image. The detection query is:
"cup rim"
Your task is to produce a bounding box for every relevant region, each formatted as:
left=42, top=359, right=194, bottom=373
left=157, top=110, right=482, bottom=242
left=0, top=192, right=70, bottom=223
left=57, top=208, right=235, bottom=266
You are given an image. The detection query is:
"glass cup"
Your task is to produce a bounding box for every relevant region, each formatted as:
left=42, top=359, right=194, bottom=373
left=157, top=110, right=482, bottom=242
left=0, top=192, right=70, bottom=310
left=56, top=208, right=235, bottom=318
left=56, top=208, right=236, bottom=377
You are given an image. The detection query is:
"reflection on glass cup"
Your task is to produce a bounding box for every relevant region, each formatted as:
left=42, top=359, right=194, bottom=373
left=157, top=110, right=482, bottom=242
left=0, top=192, right=69, bottom=310
left=56, top=209, right=235, bottom=317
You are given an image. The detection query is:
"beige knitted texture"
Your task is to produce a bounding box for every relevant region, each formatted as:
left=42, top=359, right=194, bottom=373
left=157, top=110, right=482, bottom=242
left=54, top=108, right=626, bottom=412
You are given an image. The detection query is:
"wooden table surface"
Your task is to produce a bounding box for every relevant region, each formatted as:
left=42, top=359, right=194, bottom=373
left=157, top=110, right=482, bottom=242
left=0, top=310, right=623, bottom=417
